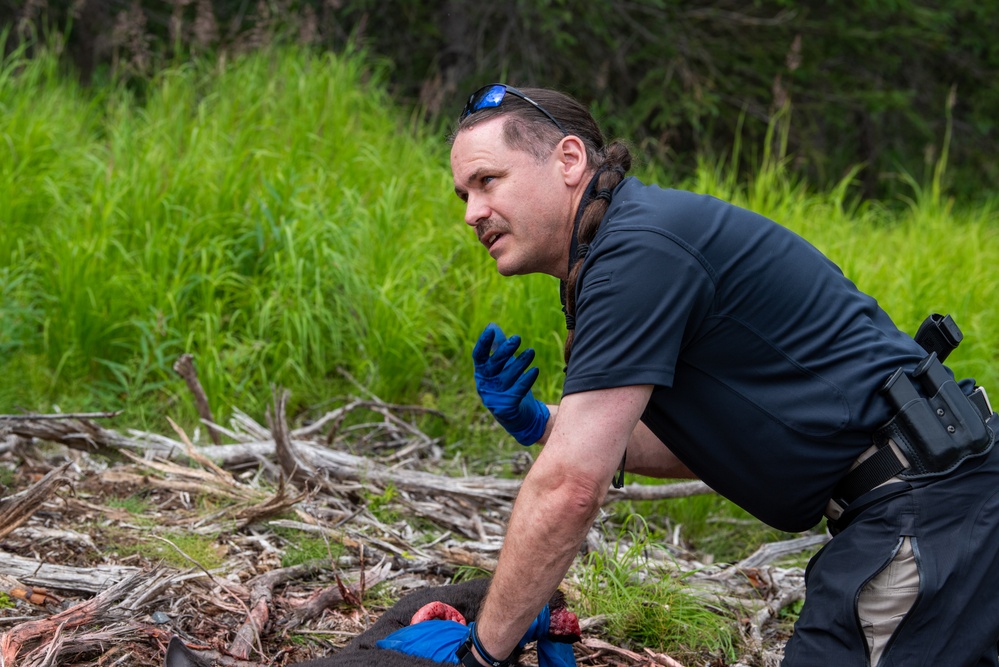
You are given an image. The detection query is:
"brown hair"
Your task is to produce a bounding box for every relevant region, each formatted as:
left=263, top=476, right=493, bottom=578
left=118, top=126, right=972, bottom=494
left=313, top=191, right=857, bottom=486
left=451, top=87, right=632, bottom=364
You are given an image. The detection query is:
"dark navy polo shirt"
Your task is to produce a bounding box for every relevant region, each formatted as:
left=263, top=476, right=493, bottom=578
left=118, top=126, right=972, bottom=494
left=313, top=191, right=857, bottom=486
left=562, top=178, right=926, bottom=532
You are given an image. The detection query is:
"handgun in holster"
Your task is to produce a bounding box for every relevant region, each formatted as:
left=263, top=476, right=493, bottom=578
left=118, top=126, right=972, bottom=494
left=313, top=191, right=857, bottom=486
left=828, top=315, right=994, bottom=518
left=877, top=351, right=993, bottom=479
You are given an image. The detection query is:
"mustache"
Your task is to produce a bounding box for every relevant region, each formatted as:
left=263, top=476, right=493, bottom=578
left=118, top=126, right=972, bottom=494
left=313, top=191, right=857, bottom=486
left=475, top=220, right=501, bottom=243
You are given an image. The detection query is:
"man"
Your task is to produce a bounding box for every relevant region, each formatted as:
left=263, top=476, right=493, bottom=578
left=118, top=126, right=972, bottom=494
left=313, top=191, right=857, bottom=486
left=398, top=83, right=999, bottom=666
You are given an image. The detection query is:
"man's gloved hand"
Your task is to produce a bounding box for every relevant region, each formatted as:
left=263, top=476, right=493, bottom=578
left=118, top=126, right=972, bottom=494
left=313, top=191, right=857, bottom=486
left=375, top=605, right=576, bottom=667
left=472, top=323, right=550, bottom=446
left=375, top=619, right=469, bottom=662
left=520, top=606, right=577, bottom=667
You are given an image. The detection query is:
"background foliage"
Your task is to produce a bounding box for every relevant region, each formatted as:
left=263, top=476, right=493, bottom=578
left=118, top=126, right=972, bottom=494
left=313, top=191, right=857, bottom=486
left=1, top=38, right=996, bottom=443
left=3, top=0, right=998, bottom=200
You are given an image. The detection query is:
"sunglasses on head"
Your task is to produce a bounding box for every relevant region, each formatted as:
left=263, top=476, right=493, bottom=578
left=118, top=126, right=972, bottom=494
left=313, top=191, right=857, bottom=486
left=461, top=83, right=568, bottom=136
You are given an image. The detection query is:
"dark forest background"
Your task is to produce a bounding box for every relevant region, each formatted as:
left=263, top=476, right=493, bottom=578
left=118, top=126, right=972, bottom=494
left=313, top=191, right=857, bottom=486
left=4, top=0, right=998, bottom=201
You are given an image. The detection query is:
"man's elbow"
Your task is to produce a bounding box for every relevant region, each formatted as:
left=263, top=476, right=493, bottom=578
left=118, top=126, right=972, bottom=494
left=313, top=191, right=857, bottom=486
left=534, top=469, right=607, bottom=520
left=564, top=484, right=605, bottom=520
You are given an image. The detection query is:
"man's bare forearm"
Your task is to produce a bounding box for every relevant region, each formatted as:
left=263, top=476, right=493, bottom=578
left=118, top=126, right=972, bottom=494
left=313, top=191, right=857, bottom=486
left=472, top=385, right=652, bottom=662
left=473, top=456, right=604, bottom=660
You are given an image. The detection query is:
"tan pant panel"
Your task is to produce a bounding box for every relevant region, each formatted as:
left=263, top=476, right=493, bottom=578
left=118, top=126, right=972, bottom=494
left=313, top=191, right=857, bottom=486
left=857, top=536, right=919, bottom=667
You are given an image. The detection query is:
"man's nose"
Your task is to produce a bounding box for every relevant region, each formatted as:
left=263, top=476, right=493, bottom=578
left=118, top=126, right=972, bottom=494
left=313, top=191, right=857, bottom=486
left=464, top=195, right=489, bottom=227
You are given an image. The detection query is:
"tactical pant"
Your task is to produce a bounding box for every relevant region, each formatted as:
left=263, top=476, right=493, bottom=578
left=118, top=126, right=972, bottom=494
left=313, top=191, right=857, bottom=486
left=782, top=414, right=999, bottom=667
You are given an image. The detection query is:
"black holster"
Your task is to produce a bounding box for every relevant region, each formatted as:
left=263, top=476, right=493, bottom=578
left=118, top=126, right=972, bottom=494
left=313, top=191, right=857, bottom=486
left=877, top=352, right=994, bottom=479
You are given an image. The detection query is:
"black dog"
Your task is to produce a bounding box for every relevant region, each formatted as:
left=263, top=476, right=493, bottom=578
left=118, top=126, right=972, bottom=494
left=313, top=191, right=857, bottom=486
left=165, top=578, right=579, bottom=667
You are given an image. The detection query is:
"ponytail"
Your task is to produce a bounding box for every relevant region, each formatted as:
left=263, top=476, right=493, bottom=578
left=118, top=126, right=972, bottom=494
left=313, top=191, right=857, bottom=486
left=562, top=142, right=632, bottom=365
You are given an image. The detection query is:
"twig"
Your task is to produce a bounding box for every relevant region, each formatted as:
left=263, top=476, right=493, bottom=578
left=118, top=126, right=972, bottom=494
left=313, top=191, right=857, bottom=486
left=267, top=386, right=318, bottom=489
left=0, top=411, right=122, bottom=421
left=166, top=416, right=235, bottom=484
left=581, top=637, right=687, bottom=666
left=173, top=353, right=222, bottom=445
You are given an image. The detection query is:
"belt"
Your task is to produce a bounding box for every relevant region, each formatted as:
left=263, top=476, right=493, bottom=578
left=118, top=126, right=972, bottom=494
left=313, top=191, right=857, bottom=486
left=826, top=385, right=994, bottom=522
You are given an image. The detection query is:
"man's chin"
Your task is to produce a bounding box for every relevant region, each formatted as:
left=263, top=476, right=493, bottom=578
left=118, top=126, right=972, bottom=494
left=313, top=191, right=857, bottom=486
left=495, top=259, right=525, bottom=277
left=493, top=252, right=538, bottom=277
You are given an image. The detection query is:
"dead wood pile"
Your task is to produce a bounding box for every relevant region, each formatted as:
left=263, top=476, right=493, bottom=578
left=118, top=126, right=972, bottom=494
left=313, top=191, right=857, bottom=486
left=0, top=383, right=826, bottom=667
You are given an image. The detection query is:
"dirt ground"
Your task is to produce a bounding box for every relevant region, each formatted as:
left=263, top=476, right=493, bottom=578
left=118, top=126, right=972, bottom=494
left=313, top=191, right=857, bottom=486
left=0, top=399, right=808, bottom=667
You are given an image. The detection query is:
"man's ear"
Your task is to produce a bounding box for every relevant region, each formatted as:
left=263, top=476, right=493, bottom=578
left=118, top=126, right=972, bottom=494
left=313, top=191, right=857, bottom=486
left=557, top=135, right=589, bottom=187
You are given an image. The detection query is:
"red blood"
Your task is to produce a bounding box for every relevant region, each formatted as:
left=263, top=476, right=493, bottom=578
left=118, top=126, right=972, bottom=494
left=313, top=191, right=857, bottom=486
left=548, top=607, right=581, bottom=641
left=410, top=601, right=467, bottom=625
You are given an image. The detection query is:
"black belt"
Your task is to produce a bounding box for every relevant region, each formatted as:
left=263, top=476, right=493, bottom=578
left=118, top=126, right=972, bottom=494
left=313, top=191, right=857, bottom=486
left=831, top=386, right=993, bottom=510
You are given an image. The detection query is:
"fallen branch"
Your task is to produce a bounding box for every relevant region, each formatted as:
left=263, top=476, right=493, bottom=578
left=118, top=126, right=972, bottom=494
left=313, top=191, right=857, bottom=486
left=173, top=353, right=222, bottom=445
left=746, top=582, right=806, bottom=647
left=0, top=411, right=121, bottom=421
left=606, top=480, right=714, bottom=502
left=267, top=386, right=319, bottom=490
left=0, top=551, right=141, bottom=594
left=1, top=416, right=134, bottom=456
left=0, top=463, right=72, bottom=540
left=0, top=570, right=145, bottom=666
left=227, top=561, right=325, bottom=660
left=0, top=575, right=61, bottom=608
left=736, top=533, right=829, bottom=570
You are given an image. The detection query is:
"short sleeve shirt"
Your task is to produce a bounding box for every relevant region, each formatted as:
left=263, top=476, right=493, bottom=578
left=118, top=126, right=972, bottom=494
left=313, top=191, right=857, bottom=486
left=562, top=178, right=925, bottom=531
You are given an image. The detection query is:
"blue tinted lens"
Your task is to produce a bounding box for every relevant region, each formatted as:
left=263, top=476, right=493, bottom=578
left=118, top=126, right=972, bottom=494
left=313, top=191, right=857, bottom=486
left=475, top=85, right=506, bottom=111
left=463, top=84, right=506, bottom=118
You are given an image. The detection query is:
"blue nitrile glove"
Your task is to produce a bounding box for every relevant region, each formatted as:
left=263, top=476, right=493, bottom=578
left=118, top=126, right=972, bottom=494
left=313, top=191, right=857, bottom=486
left=375, top=619, right=468, bottom=662
left=376, top=606, right=576, bottom=667
left=520, top=606, right=577, bottom=667
left=472, top=323, right=551, bottom=446
left=537, top=640, right=577, bottom=667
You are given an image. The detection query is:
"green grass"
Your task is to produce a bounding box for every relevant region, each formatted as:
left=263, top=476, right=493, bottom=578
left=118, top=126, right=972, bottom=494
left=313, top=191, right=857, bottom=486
left=104, top=528, right=226, bottom=570
left=271, top=523, right=346, bottom=568
left=2, top=40, right=996, bottom=434
left=577, top=516, right=738, bottom=663
left=0, top=39, right=537, bottom=426
left=107, top=493, right=153, bottom=518
left=608, top=491, right=802, bottom=564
